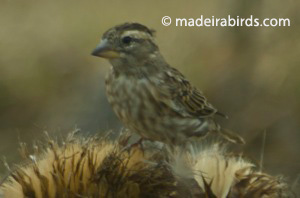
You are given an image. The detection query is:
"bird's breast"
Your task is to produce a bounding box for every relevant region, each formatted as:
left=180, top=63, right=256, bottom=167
left=105, top=72, right=157, bottom=123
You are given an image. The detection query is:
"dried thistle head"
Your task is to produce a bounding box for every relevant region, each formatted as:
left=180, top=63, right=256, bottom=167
left=0, top=133, right=293, bottom=198
left=0, top=132, right=181, bottom=198
left=0, top=133, right=115, bottom=198
left=168, top=143, right=293, bottom=198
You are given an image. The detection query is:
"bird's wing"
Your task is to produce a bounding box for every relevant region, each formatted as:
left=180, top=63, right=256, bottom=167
left=151, top=67, right=224, bottom=118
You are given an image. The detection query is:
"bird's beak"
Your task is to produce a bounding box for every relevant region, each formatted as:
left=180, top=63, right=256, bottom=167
left=91, top=39, right=120, bottom=59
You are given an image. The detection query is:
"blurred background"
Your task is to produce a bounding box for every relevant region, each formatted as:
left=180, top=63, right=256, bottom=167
left=0, top=0, right=299, bottom=194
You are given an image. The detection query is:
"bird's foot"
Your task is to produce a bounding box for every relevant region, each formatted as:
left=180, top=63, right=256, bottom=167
left=121, top=137, right=146, bottom=154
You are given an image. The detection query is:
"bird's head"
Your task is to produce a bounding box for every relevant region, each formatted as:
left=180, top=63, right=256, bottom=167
left=92, top=23, right=161, bottom=69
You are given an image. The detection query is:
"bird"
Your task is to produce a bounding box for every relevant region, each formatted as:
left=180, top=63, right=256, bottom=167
left=91, top=22, right=244, bottom=146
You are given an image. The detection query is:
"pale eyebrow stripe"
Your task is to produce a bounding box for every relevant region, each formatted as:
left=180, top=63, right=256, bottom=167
left=121, top=30, right=150, bottom=39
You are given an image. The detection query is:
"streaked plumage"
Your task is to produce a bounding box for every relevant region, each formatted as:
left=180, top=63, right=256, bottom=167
left=92, top=22, right=244, bottom=145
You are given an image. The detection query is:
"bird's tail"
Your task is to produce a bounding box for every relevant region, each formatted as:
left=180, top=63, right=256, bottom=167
left=191, top=120, right=245, bottom=144
left=218, top=128, right=245, bottom=144
left=212, top=122, right=245, bottom=144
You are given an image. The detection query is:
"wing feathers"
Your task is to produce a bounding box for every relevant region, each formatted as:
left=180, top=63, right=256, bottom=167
left=155, top=67, right=220, bottom=118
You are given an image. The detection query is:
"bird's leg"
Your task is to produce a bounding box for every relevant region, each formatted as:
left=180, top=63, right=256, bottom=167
left=121, top=137, right=146, bottom=154
left=130, top=137, right=144, bottom=148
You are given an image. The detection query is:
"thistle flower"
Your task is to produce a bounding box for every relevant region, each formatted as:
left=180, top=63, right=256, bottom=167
left=0, top=132, right=293, bottom=198
left=0, top=132, right=180, bottom=198
left=169, top=144, right=293, bottom=197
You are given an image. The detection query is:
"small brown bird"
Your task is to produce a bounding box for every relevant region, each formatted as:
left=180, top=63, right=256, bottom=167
left=92, top=22, right=244, bottom=145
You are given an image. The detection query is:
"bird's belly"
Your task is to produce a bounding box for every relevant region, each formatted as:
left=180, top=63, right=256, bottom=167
left=105, top=75, right=208, bottom=143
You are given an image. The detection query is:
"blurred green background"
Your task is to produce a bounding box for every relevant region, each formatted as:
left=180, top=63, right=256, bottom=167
left=0, top=0, right=299, bottom=193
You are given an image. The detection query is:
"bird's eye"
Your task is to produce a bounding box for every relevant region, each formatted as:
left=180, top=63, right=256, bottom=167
left=122, top=36, right=132, bottom=44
